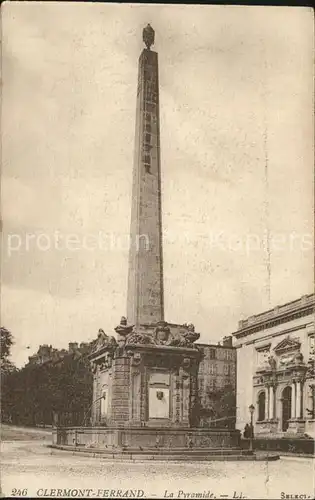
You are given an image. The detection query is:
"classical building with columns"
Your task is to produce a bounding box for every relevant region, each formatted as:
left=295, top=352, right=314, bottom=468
left=233, top=294, right=315, bottom=438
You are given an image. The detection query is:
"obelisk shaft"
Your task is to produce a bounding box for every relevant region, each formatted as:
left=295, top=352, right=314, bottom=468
left=127, top=47, right=164, bottom=326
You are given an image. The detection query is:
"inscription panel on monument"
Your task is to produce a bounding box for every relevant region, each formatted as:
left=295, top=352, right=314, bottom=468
left=149, top=388, right=170, bottom=419
left=148, top=371, right=170, bottom=419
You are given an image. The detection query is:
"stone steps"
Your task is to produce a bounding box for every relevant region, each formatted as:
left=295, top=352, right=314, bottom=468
left=49, top=445, right=280, bottom=461
left=119, top=447, right=243, bottom=455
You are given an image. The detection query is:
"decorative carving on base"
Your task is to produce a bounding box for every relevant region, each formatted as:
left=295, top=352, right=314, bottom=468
left=99, top=352, right=114, bottom=370
left=127, top=351, right=142, bottom=367
left=168, top=323, right=200, bottom=348
left=185, top=323, right=201, bottom=344
left=126, top=331, right=155, bottom=346
left=92, top=329, right=117, bottom=354
left=186, top=434, right=193, bottom=448
left=181, top=358, right=191, bottom=371
left=124, top=321, right=200, bottom=349
left=153, top=322, right=172, bottom=345
left=115, top=316, right=134, bottom=335
left=115, top=317, right=134, bottom=346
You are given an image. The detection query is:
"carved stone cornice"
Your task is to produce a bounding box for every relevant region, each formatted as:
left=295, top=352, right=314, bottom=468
left=89, top=329, right=117, bottom=361
left=253, top=361, right=308, bottom=386
left=125, top=321, right=200, bottom=349
left=233, top=294, right=314, bottom=339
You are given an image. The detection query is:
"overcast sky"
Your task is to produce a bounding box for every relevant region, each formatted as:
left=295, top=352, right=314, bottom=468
left=2, top=3, right=314, bottom=367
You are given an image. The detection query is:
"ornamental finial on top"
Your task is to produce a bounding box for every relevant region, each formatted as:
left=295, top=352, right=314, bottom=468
left=143, top=24, right=155, bottom=50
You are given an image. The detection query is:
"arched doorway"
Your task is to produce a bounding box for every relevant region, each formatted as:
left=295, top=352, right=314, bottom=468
left=258, top=391, right=266, bottom=421
left=282, top=386, right=292, bottom=431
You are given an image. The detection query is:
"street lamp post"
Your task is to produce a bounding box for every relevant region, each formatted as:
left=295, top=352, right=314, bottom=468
left=249, top=404, right=255, bottom=453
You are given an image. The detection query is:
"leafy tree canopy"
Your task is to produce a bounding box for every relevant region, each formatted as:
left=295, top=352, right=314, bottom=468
left=1, top=327, right=14, bottom=360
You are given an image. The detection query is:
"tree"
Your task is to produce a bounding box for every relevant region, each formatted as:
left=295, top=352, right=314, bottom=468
left=200, top=382, right=236, bottom=429
left=1, top=343, right=93, bottom=427
left=1, top=327, right=14, bottom=360
left=1, top=327, right=18, bottom=423
left=1, top=327, right=17, bottom=376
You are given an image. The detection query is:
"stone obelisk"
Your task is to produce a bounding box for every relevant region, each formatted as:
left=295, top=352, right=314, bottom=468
left=127, top=24, right=164, bottom=326
left=55, top=25, right=240, bottom=455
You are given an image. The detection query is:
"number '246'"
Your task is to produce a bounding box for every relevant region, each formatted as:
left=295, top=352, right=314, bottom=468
left=11, top=489, right=28, bottom=496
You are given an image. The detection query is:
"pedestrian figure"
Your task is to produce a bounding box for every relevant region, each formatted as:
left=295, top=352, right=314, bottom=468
left=243, top=423, right=250, bottom=438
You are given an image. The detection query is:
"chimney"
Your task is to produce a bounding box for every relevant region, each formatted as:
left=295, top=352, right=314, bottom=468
left=223, top=336, right=233, bottom=347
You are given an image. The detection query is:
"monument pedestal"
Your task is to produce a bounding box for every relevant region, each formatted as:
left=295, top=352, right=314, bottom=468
left=53, top=320, right=243, bottom=455
left=90, top=320, right=202, bottom=432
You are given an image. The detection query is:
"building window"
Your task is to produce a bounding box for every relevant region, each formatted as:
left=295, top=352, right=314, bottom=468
left=223, top=350, right=233, bottom=361
left=209, top=364, right=217, bottom=375
left=224, top=364, right=230, bottom=375
left=209, top=349, right=216, bottom=360
left=257, top=391, right=266, bottom=421
left=281, top=386, right=292, bottom=431
left=208, top=380, right=215, bottom=391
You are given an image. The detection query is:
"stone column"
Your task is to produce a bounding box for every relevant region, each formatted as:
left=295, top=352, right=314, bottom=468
left=269, top=385, right=274, bottom=420
left=310, top=385, right=315, bottom=419
left=175, top=370, right=182, bottom=424
left=291, top=382, right=296, bottom=419
left=140, top=367, right=148, bottom=422
left=106, top=369, right=112, bottom=421
left=130, top=369, right=141, bottom=422
left=181, top=371, right=190, bottom=426
left=266, top=386, right=270, bottom=420
left=301, top=381, right=305, bottom=419
left=296, top=381, right=301, bottom=420
left=111, top=355, right=132, bottom=424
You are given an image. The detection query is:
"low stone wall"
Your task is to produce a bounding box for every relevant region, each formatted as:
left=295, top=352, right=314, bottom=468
left=240, top=437, right=315, bottom=455
left=52, top=427, right=241, bottom=450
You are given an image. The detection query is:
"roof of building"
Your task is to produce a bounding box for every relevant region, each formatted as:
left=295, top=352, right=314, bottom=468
left=197, top=342, right=236, bottom=350
left=232, top=293, right=314, bottom=339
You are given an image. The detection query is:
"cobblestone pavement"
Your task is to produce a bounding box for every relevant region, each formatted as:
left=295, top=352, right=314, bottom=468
left=1, top=437, right=314, bottom=499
